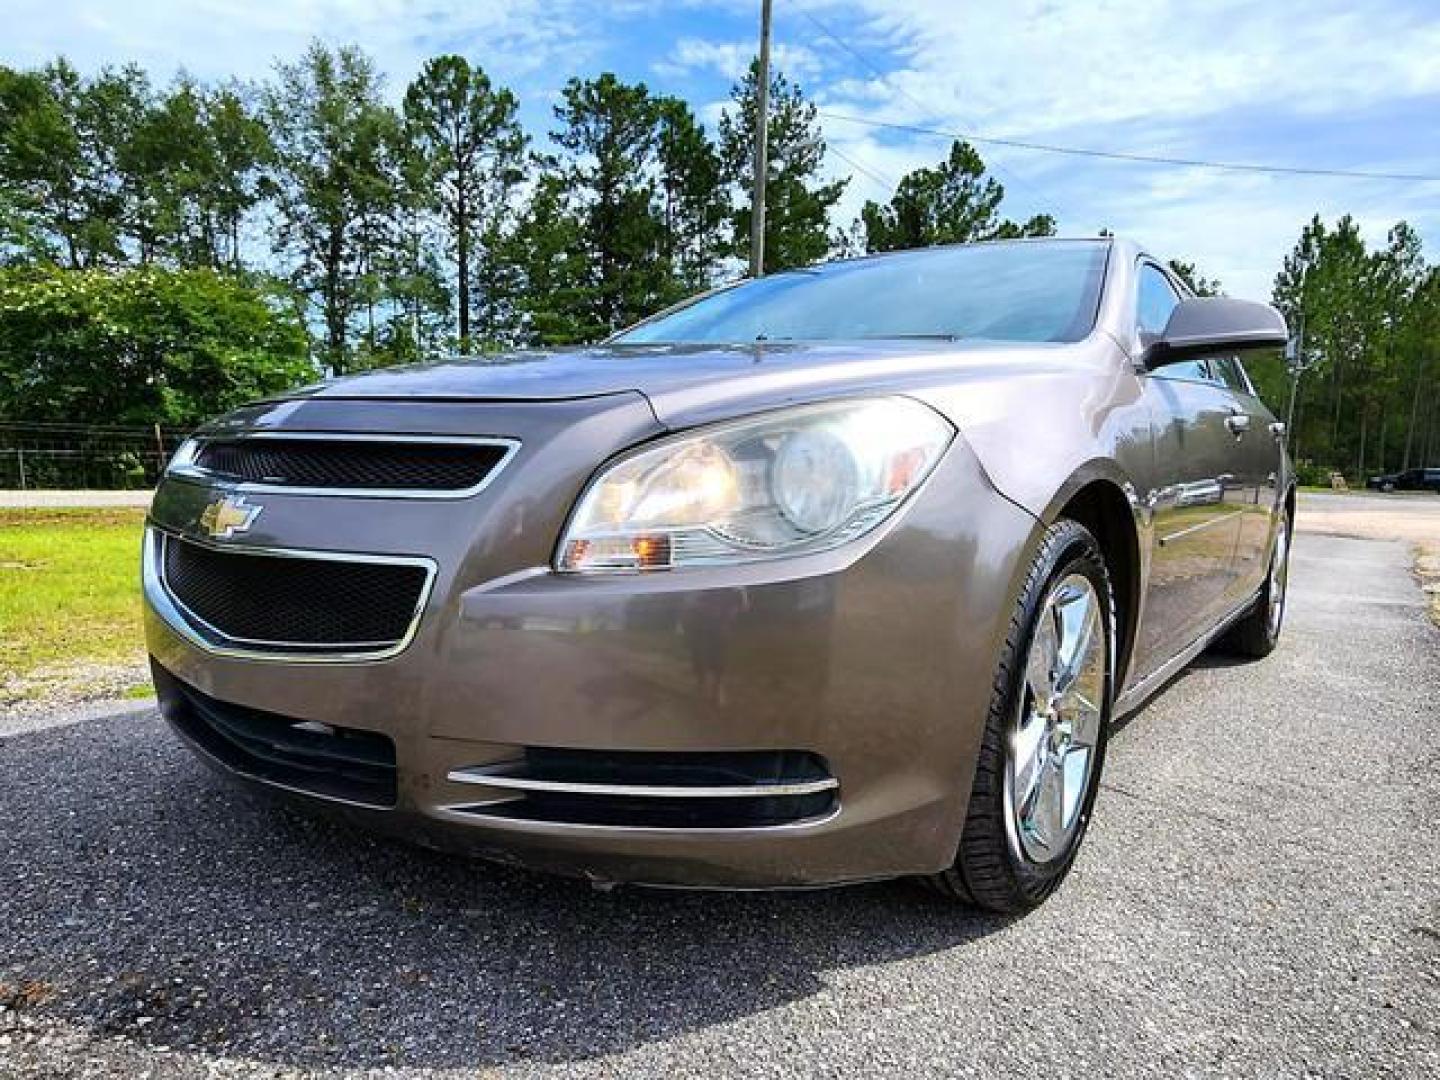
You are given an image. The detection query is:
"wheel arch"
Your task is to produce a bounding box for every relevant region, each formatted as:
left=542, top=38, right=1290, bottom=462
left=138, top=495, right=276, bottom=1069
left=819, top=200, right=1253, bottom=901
left=1033, top=462, right=1146, bottom=696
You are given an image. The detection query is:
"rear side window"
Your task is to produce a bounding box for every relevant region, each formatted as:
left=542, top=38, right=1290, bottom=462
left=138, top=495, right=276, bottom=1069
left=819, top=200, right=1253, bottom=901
left=1137, top=263, right=1211, bottom=382
left=1209, top=355, right=1254, bottom=395
left=1136, top=263, right=1180, bottom=339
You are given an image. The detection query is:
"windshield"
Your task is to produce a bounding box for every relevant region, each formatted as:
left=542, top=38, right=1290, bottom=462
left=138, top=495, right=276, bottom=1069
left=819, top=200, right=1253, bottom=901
left=614, top=241, right=1110, bottom=345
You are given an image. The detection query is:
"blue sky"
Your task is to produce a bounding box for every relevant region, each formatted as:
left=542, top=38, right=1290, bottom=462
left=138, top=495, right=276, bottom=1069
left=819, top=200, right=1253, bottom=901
left=6, top=0, right=1439, bottom=297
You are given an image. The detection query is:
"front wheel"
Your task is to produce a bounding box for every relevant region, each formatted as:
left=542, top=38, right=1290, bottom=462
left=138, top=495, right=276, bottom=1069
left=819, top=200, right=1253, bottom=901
left=928, top=520, right=1113, bottom=913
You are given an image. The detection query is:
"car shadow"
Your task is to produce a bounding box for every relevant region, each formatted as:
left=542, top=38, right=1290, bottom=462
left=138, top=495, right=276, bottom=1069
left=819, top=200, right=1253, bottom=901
left=1108, top=648, right=1254, bottom=737
left=0, top=712, right=1013, bottom=1070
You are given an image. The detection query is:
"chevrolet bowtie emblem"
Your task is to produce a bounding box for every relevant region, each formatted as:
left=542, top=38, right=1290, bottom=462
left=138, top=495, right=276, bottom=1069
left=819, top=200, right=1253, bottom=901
left=199, top=493, right=262, bottom=540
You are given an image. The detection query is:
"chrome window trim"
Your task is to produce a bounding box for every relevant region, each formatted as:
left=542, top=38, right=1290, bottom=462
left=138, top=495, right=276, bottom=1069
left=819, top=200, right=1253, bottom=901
left=143, top=526, right=437, bottom=664
left=445, top=766, right=839, bottom=799
left=166, top=432, right=521, bottom=500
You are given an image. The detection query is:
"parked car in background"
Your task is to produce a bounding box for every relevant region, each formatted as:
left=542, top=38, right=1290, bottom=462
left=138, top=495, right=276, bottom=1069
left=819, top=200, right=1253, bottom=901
left=143, top=237, right=1293, bottom=913
left=1366, top=467, right=1440, bottom=493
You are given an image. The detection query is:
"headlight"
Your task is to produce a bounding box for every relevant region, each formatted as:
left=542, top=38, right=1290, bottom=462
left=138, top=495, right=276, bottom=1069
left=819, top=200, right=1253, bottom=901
left=557, top=397, right=954, bottom=572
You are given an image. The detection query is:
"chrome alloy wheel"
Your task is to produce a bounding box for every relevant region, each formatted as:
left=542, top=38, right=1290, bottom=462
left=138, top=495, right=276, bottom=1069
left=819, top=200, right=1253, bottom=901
left=1267, top=519, right=1290, bottom=638
left=1004, top=573, right=1107, bottom=865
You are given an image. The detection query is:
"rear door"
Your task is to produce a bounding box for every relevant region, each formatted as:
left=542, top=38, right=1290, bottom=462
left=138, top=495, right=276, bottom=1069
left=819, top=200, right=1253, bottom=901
left=1133, top=262, right=1245, bottom=675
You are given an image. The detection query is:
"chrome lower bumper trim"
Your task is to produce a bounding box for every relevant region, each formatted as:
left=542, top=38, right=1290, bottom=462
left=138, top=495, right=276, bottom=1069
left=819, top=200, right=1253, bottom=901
left=445, top=766, right=839, bottom=799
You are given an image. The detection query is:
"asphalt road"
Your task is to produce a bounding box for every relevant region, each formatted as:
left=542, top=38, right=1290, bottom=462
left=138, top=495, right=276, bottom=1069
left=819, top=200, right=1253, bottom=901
left=2, top=529, right=1438, bottom=1078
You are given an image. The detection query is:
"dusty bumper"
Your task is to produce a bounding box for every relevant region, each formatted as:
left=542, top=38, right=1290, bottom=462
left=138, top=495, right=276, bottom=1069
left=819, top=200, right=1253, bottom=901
left=143, top=401, right=1037, bottom=888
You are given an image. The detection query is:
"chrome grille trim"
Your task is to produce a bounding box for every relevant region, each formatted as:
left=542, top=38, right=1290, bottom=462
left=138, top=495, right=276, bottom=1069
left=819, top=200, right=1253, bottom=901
left=143, top=526, right=437, bottom=664
left=167, top=432, right=520, bottom=500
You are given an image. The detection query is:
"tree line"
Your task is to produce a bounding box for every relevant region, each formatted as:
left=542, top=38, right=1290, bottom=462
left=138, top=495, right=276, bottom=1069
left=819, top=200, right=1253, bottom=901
left=0, top=45, right=1049, bottom=375
left=0, top=42, right=1436, bottom=478
left=1259, top=216, right=1440, bottom=480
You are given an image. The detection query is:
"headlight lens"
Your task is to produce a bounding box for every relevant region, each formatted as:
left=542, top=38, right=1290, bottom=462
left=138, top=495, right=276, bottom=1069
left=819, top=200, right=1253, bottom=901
left=557, top=397, right=953, bottom=572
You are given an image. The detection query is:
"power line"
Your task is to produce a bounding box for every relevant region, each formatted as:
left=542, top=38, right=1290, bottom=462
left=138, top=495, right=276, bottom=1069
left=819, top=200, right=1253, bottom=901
left=796, top=9, right=1047, bottom=201
left=827, top=144, right=897, bottom=193
left=818, top=111, right=1440, bottom=184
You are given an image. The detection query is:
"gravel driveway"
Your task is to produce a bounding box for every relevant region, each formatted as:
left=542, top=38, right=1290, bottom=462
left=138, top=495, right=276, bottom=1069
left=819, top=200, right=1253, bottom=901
left=2, top=528, right=1437, bottom=1078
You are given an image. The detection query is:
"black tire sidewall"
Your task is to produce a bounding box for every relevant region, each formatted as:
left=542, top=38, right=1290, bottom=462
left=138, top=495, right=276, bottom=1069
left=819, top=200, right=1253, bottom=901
left=1216, top=509, right=1291, bottom=659
left=996, top=523, right=1115, bottom=904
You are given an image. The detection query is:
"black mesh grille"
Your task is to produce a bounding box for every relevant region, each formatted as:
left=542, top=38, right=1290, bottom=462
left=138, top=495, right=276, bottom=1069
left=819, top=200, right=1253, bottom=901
left=194, top=438, right=509, bottom=492
left=163, top=536, right=428, bottom=649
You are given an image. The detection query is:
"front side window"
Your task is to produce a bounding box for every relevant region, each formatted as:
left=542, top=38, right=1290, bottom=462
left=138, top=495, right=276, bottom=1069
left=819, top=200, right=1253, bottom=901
left=614, top=241, right=1110, bottom=346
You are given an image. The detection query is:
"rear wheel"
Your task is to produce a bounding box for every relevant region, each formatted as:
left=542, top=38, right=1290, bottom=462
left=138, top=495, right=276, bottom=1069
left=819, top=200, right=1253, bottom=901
left=1218, top=512, right=1290, bottom=659
left=928, top=520, right=1113, bottom=913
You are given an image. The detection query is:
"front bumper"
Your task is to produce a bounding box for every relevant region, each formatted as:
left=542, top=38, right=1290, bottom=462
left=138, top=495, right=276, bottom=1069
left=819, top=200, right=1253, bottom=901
left=143, top=398, right=1038, bottom=888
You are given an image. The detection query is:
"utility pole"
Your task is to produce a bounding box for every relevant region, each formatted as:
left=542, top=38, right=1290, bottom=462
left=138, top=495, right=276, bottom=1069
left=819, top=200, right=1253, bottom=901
left=749, top=0, right=773, bottom=278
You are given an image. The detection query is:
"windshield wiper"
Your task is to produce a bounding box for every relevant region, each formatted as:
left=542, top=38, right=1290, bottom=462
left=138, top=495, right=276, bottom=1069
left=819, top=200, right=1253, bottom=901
left=752, top=333, right=961, bottom=343
left=856, top=333, right=962, bottom=342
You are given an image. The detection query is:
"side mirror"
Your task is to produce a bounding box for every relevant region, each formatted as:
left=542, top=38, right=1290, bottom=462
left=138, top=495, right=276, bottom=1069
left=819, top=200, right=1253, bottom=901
left=1144, top=297, right=1288, bottom=370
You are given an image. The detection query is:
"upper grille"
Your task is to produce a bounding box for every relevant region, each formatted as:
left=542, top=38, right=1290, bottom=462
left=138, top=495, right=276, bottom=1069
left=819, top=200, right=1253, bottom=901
left=192, top=437, right=512, bottom=494
left=161, top=534, right=431, bottom=652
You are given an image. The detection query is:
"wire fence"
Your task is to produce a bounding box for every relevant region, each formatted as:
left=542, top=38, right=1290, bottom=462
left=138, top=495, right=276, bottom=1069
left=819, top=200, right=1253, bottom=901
left=0, top=421, right=189, bottom=491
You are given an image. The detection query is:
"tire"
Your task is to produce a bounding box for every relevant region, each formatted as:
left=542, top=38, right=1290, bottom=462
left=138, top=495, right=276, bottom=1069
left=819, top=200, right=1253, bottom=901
left=927, top=519, right=1113, bottom=913
left=1219, top=511, right=1291, bottom=659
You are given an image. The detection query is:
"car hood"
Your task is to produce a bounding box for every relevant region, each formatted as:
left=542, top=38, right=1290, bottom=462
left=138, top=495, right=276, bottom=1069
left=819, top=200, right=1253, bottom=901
left=286, top=340, right=1086, bottom=426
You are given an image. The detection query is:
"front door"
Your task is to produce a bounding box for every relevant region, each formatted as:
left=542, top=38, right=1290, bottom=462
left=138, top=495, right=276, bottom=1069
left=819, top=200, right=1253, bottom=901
left=1129, top=262, right=1244, bottom=681
left=1140, top=370, right=1247, bottom=668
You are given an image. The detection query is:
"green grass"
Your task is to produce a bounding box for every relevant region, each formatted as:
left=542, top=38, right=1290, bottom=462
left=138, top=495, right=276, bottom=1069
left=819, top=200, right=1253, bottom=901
left=1, top=508, right=148, bottom=689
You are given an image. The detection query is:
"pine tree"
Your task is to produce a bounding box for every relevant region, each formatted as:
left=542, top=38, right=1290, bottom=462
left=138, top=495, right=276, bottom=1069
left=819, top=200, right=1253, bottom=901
left=402, top=56, right=525, bottom=348
left=719, top=62, right=846, bottom=272
left=858, top=140, right=1053, bottom=252
left=264, top=42, right=401, bottom=371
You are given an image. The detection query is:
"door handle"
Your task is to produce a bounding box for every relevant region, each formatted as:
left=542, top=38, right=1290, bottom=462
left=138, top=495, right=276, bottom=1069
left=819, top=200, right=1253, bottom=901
left=1225, top=414, right=1251, bottom=435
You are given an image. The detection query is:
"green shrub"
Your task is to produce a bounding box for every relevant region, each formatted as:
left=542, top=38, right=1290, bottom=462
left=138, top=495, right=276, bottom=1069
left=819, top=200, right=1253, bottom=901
left=1293, top=459, right=1341, bottom=487
left=0, top=265, right=316, bottom=428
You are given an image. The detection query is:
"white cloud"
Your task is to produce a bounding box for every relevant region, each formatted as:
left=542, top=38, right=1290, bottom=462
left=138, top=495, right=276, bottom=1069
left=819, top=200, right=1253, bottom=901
left=654, top=36, right=823, bottom=83
left=1, top=0, right=613, bottom=94
left=785, top=0, right=1440, bottom=297
left=802, top=0, right=1440, bottom=133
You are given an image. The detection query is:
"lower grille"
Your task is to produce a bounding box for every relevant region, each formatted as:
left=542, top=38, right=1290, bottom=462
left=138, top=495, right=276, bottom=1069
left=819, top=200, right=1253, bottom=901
left=154, top=664, right=397, bottom=808
left=158, top=533, right=431, bottom=655
left=448, top=749, right=838, bottom=829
